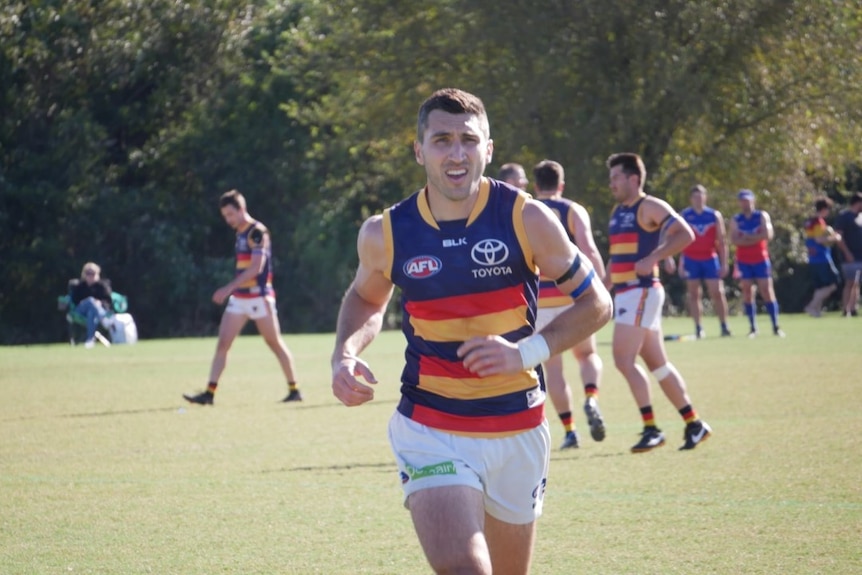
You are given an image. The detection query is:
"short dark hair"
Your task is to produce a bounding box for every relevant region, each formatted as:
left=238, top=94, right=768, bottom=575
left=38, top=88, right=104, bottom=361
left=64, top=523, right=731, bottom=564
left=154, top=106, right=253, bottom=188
left=533, top=160, right=565, bottom=192
left=417, top=88, right=489, bottom=142
left=814, top=197, right=833, bottom=212
left=606, top=153, right=647, bottom=187
left=498, top=163, right=525, bottom=182
left=219, top=189, right=246, bottom=211
left=690, top=184, right=708, bottom=196
left=850, top=192, right=862, bottom=207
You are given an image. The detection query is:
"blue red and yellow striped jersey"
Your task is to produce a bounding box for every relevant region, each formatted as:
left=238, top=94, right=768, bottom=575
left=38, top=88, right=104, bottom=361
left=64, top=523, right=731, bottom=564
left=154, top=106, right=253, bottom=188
left=384, top=178, right=545, bottom=437
left=733, top=211, right=769, bottom=264
left=804, top=216, right=834, bottom=264
left=536, top=197, right=578, bottom=309
left=233, top=221, right=274, bottom=299
left=608, top=197, right=660, bottom=292
left=681, top=207, right=719, bottom=260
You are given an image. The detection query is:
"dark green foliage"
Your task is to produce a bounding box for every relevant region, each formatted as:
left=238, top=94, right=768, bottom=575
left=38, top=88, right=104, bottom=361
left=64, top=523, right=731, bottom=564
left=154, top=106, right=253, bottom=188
left=1, top=0, right=860, bottom=343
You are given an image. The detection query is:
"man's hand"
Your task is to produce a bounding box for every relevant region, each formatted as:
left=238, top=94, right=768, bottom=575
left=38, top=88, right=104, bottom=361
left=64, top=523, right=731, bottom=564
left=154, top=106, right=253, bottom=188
left=332, top=356, right=378, bottom=406
left=634, top=256, right=658, bottom=277
left=212, top=286, right=233, bottom=305
left=458, top=335, right=524, bottom=377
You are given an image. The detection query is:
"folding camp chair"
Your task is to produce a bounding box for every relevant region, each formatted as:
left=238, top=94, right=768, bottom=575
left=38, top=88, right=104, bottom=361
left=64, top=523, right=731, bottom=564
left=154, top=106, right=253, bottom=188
left=57, top=279, right=130, bottom=346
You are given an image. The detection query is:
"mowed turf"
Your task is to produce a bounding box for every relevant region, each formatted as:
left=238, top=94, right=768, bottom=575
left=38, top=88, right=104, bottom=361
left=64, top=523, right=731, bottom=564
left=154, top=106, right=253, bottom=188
left=1, top=314, right=860, bottom=574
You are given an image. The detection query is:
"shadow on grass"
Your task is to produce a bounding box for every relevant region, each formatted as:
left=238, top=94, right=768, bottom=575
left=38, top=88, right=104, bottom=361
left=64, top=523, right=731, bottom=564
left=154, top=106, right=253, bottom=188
left=261, top=461, right=394, bottom=474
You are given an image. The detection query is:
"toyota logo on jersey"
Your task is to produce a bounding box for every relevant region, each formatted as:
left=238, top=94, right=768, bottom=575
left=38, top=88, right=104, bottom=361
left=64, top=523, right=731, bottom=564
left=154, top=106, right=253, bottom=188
left=470, top=239, right=509, bottom=266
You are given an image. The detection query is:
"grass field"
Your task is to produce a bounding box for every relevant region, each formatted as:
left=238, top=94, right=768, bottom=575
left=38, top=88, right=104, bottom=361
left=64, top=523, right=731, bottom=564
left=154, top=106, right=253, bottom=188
left=1, top=314, right=860, bottom=574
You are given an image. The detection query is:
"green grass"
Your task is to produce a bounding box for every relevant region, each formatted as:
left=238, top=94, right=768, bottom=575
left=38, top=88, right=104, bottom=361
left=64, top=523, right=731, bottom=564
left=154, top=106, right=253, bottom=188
left=1, top=314, right=860, bottom=574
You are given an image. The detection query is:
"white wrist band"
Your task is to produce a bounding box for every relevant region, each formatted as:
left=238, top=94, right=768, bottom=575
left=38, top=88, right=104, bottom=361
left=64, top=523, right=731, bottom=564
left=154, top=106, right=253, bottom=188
left=518, top=334, right=551, bottom=369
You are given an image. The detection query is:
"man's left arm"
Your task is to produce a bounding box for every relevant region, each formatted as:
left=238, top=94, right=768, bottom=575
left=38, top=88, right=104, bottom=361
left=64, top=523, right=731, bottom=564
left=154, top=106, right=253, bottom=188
left=714, top=210, right=729, bottom=277
left=634, top=199, right=694, bottom=276
left=758, top=211, right=775, bottom=241
left=458, top=200, right=612, bottom=377
left=213, top=228, right=268, bottom=304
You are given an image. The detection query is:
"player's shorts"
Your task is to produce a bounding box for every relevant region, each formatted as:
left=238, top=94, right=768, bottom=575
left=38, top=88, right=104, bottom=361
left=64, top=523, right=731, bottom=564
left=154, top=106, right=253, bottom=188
left=841, top=261, right=862, bottom=282
left=535, top=304, right=570, bottom=332
left=737, top=260, right=772, bottom=280
left=681, top=255, right=720, bottom=281
left=225, top=295, right=276, bottom=320
left=613, top=285, right=664, bottom=332
left=387, top=411, right=550, bottom=525
left=810, top=261, right=839, bottom=289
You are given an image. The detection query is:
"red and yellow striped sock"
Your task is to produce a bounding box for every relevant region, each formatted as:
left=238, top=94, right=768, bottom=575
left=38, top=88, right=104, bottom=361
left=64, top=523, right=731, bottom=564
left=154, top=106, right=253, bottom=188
left=584, top=383, right=598, bottom=398
left=206, top=382, right=218, bottom=395
left=679, top=404, right=698, bottom=424
left=559, top=411, right=575, bottom=432
left=640, top=405, right=656, bottom=428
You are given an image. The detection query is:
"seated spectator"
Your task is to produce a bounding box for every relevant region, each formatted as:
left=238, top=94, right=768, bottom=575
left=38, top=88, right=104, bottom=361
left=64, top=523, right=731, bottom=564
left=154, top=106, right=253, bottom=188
left=71, top=262, right=114, bottom=348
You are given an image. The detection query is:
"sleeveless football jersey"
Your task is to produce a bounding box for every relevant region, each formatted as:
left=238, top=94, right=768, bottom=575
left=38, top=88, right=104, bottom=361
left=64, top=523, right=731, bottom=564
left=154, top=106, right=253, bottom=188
left=233, top=221, right=274, bottom=298
left=384, top=178, right=544, bottom=436
left=536, top=197, right=578, bottom=309
left=733, top=211, right=769, bottom=264
left=681, top=206, right=719, bottom=260
left=804, top=216, right=834, bottom=264
left=608, top=197, right=660, bottom=292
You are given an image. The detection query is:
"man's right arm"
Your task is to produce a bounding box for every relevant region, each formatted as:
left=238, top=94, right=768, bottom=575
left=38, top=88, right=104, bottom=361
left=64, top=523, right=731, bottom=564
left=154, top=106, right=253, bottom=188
left=331, top=215, right=395, bottom=406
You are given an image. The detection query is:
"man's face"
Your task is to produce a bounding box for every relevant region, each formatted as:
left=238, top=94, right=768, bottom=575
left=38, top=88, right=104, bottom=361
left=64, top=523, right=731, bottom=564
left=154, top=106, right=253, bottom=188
left=738, top=198, right=754, bottom=214
left=414, top=110, right=493, bottom=203
left=690, top=190, right=706, bottom=211
left=220, top=205, right=244, bottom=230
left=83, top=269, right=99, bottom=285
left=609, top=165, right=638, bottom=203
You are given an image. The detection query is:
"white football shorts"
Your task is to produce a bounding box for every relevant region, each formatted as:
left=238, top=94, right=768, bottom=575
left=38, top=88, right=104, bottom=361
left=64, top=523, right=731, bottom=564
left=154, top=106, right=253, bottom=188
left=225, top=295, right=276, bottom=320
left=613, top=285, right=665, bottom=331
left=535, top=304, right=571, bottom=332
left=387, top=411, right=550, bottom=525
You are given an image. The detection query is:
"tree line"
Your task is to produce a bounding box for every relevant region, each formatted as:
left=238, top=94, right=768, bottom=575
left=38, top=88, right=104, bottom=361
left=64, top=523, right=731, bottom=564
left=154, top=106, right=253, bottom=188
left=2, top=0, right=861, bottom=344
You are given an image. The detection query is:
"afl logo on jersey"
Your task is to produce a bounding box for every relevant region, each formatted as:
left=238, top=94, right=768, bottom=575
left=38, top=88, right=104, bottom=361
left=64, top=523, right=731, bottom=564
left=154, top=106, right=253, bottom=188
left=471, top=239, right=509, bottom=266
left=404, top=255, right=442, bottom=279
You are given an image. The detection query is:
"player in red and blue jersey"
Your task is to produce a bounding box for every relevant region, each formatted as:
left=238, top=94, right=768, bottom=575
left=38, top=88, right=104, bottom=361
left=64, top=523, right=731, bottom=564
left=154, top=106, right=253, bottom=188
left=331, top=89, right=611, bottom=574
left=729, top=189, right=784, bottom=337
left=678, top=184, right=731, bottom=338
left=803, top=197, right=841, bottom=316
left=606, top=153, right=712, bottom=453
left=532, top=160, right=607, bottom=449
left=183, top=190, right=301, bottom=405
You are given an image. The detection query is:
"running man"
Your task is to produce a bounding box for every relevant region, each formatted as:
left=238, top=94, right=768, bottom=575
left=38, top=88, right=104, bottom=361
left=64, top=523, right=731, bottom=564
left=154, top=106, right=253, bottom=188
left=331, top=89, right=612, bottom=574
left=532, top=159, right=607, bottom=449
left=729, top=189, right=784, bottom=337
left=803, top=197, right=842, bottom=316
left=679, top=184, right=731, bottom=338
left=606, top=152, right=712, bottom=453
left=183, top=190, right=302, bottom=405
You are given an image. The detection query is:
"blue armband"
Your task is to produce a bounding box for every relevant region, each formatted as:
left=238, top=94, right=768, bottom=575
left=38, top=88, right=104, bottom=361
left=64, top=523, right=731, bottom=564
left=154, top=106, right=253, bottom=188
left=569, top=269, right=595, bottom=299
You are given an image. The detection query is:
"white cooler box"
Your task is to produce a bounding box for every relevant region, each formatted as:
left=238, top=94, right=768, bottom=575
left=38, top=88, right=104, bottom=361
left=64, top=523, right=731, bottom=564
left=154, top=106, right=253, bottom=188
left=110, top=313, right=138, bottom=344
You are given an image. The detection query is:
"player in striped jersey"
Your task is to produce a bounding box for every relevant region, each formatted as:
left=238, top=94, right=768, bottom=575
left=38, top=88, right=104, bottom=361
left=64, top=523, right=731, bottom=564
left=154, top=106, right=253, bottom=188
left=803, top=197, right=841, bottom=316
left=532, top=160, right=607, bottom=449
left=606, top=153, right=712, bottom=453
left=183, top=190, right=301, bottom=405
left=331, top=89, right=612, bottom=574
